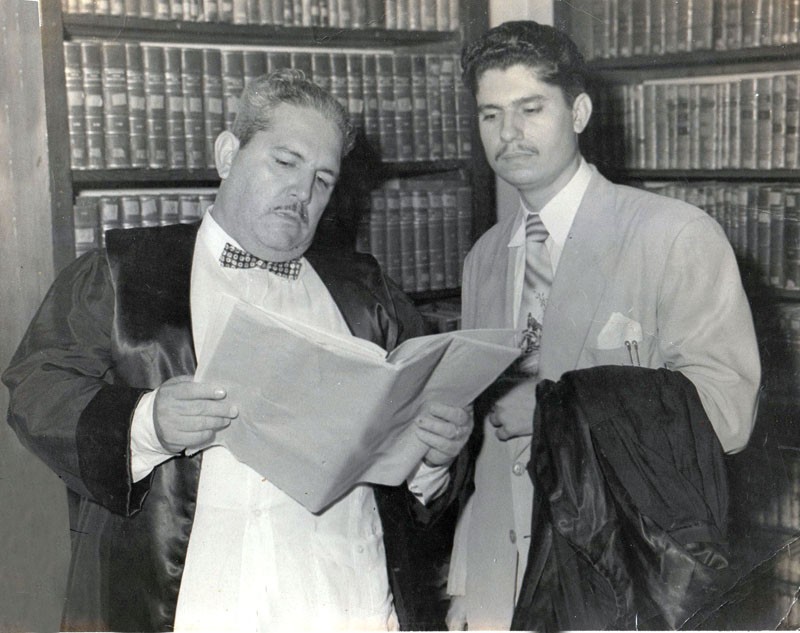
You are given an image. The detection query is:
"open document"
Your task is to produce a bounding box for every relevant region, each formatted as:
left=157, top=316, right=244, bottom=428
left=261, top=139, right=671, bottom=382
left=195, top=296, right=521, bottom=512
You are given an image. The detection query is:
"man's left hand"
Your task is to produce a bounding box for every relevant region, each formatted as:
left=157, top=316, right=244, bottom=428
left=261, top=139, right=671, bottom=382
left=414, top=402, right=473, bottom=468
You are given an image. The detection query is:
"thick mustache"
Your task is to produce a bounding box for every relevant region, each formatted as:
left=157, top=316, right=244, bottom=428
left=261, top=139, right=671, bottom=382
left=270, top=201, right=308, bottom=221
left=495, top=145, right=538, bottom=161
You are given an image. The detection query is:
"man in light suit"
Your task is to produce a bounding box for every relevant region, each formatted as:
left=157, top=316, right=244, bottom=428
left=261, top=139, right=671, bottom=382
left=446, top=21, right=761, bottom=630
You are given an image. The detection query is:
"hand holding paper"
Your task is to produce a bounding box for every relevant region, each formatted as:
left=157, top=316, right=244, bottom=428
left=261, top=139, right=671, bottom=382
left=194, top=296, right=521, bottom=512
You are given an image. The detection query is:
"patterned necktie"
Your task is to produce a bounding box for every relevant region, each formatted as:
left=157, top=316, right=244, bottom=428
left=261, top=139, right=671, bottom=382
left=219, top=243, right=302, bottom=280
left=516, top=213, right=552, bottom=373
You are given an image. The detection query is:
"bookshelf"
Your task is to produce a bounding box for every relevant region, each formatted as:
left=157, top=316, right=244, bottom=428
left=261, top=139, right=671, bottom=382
left=556, top=0, right=800, bottom=628
left=39, top=0, right=494, bottom=306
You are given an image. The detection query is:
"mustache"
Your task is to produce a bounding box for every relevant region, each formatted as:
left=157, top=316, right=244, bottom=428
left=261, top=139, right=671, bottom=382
left=495, top=144, right=538, bottom=161
left=269, top=201, right=308, bottom=221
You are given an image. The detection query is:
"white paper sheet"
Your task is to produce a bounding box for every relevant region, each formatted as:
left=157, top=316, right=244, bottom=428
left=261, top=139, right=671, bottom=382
left=195, top=296, right=521, bottom=512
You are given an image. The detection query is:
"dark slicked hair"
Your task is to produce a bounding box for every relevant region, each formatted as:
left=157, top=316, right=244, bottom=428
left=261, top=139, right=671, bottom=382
left=461, top=20, right=588, bottom=106
left=232, top=68, right=356, bottom=157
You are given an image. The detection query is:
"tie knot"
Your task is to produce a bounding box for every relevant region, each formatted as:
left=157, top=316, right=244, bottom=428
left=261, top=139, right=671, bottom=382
left=219, top=243, right=302, bottom=280
left=525, top=213, right=548, bottom=242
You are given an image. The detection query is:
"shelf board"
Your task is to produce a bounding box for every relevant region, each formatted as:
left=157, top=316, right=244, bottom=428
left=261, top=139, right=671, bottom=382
left=608, top=169, right=800, bottom=182
left=71, top=160, right=471, bottom=188
left=586, top=43, right=800, bottom=72
left=63, top=14, right=458, bottom=47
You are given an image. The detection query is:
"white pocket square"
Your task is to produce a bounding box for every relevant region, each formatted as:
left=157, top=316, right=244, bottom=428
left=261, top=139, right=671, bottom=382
left=596, top=312, right=643, bottom=350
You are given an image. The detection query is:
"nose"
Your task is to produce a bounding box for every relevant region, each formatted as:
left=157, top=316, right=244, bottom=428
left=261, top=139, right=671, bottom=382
left=288, top=170, right=314, bottom=204
left=499, top=111, right=522, bottom=143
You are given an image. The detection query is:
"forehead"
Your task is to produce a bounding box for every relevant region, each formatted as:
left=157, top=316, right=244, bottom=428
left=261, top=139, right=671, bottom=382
left=248, top=103, right=343, bottom=165
left=476, top=64, right=560, bottom=106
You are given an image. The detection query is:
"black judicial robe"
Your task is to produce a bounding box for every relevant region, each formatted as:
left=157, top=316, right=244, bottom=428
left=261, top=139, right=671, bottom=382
left=4, top=222, right=462, bottom=631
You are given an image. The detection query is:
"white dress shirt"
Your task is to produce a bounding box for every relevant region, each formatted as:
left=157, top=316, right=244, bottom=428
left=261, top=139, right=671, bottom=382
left=130, top=212, right=447, bottom=631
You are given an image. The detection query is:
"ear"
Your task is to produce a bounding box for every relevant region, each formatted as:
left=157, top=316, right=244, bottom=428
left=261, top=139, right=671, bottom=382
left=572, top=93, right=592, bottom=134
left=215, top=130, right=240, bottom=179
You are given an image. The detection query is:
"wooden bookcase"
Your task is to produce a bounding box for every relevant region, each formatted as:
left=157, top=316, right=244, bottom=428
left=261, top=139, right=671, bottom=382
left=556, top=0, right=800, bottom=628
left=38, top=0, right=494, bottom=305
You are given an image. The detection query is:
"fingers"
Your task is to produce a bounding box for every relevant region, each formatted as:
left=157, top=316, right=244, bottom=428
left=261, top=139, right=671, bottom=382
left=415, top=402, right=473, bottom=468
left=154, top=379, right=239, bottom=454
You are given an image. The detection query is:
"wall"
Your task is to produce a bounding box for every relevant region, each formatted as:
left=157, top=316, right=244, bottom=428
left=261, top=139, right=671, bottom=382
left=0, top=0, right=71, bottom=630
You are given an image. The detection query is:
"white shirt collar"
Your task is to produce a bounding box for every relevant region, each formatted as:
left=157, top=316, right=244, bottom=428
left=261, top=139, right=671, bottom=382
left=508, top=157, right=593, bottom=249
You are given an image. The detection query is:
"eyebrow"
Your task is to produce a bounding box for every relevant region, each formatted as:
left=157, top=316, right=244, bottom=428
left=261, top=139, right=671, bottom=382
left=477, top=95, right=547, bottom=113
left=274, top=145, right=339, bottom=179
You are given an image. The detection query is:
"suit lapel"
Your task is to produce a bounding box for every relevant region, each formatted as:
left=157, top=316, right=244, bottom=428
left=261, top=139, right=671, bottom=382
left=540, top=170, right=620, bottom=379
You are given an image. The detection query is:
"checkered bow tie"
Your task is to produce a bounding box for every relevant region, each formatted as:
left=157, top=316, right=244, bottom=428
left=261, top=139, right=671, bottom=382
left=219, top=243, right=302, bottom=280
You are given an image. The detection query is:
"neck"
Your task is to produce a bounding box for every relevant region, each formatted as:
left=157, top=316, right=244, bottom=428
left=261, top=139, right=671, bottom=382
left=518, top=154, right=582, bottom=213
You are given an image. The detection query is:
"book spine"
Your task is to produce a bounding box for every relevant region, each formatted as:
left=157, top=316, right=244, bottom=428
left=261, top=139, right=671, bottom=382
left=760, top=0, right=774, bottom=46
left=140, top=193, right=160, bottom=227
left=328, top=0, right=339, bottom=26
left=456, top=185, right=472, bottom=271
left=393, top=54, right=414, bottom=162
left=311, top=52, right=332, bottom=97
left=442, top=184, right=459, bottom=289
left=376, top=54, right=397, bottom=161
left=155, top=0, right=170, bottom=19
left=267, top=50, right=292, bottom=73
left=439, top=55, right=458, bottom=160
left=757, top=185, right=771, bottom=284
left=691, top=0, right=713, bottom=49
left=769, top=188, right=786, bottom=288
left=425, top=53, right=443, bottom=160
left=329, top=53, right=349, bottom=113
left=221, top=50, right=244, bottom=131
left=120, top=195, right=142, bottom=229
left=654, top=82, right=670, bottom=169
left=617, top=0, right=633, bottom=56
left=337, top=0, right=351, bottom=26
left=399, top=187, right=416, bottom=291
left=664, top=0, right=679, bottom=52
left=164, top=47, right=186, bottom=168
left=772, top=74, right=787, bottom=169
left=786, top=74, right=800, bottom=170
left=203, top=0, right=218, bottom=21
left=182, top=47, right=205, bottom=169
left=697, top=82, right=716, bottom=169
left=81, top=41, right=105, bottom=169
left=369, top=189, right=388, bottom=270
left=73, top=197, right=100, bottom=257
left=643, top=83, right=657, bottom=169
left=124, top=44, right=147, bottom=168
left=447, top=0, right=458, bottom=30
left=385, top=187, right=402, bottom=284
left=631, top=0, right=650, bottom=56
left=411, top=188, right=430, bottom=291
left=785, top=188, right=800, bottom=289
left=742, top=0, right=762, bottom=46
left=725, top=0, right=743, bottom=49
left=675, top=83, right=691, bottom=169
left=346, top=54, right=364, bottom=136
left=395, top=0, right=408, bottom=29
left=427, top=187, right=445, bottom=290
left=362, top=54, right=380, bottom=154
left=410, top=54, right=430, bottom=161
left=98, top=196, right=121, bottom=247
left=420, top=0, right=435, bottom=30
left=290, top=51, right=313, bottom=80
left=365, top=0, right=382, bottom=27
left=435, top=0, right=448, bottom=31
left=455, top=72, right=472, bottom=159
left=756, top=75, right=773, bottom=170
left=408, top=0, right=421, bottom=30
left=351, top=0, right=366, bottom=27
left=243, top=50, right=266, bottom=87
left=202, top=48, right=224, bottom=168
left=64, top=42, right=87, bottom=169
left=739, top=77, right=757, bottom=169
left=142, top=45, right=167, bottom=167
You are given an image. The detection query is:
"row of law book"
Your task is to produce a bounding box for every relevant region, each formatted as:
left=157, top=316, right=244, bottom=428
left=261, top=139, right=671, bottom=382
left=72, top=189, right=216, bottom=256
left=65, top=40, right=472, bottom=170
left=567, top=0, right=800, bottom=61
left=599, top=71, right=800, bottom=171
left=355, top=177, right=472, bottom=294
left=640, top=181, right=800, bottom=293
left=62, top=0, right=461, bottom=30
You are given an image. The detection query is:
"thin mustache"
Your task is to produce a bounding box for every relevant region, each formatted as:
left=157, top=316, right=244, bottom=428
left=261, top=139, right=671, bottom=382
left=495, top=145, right=538, bottom=161
left=270, top=201, right=308, bottom=221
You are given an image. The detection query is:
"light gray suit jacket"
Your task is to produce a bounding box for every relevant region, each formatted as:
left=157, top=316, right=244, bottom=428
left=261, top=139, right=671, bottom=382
left=450, top=164, right=760, bottom=629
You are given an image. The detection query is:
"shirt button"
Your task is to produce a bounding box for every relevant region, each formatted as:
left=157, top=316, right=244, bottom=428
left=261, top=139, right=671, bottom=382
left=357, top=545, right=365, bottom=554
left=509, top=529, right=517, bottom=544
left=253, top=509, right=262, bottom=517
left=512, top=462, right=525, bottom=476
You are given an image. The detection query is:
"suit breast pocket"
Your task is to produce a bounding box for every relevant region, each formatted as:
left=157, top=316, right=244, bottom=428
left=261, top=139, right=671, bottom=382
left=584, top=343, right=641, bottom=368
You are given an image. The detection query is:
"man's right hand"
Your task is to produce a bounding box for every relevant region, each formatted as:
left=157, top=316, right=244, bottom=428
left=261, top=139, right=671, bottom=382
left=153, top=375, right=239, bottom=454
